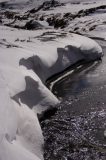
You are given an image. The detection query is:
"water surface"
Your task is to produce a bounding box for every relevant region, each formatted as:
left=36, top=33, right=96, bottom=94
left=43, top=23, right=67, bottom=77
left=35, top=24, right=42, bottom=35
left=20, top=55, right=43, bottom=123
left=41, top=39, right=106, bottom=160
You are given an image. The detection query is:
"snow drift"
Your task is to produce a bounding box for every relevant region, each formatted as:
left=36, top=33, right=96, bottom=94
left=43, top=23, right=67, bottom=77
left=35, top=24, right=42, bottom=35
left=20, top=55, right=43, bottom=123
left=19, top=34, right=102, bottom=83
left=0, top=24, right=103, bottom=160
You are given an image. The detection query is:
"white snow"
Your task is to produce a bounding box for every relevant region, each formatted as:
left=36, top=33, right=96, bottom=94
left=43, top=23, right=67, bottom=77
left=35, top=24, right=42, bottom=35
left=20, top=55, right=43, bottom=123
left=0, top=0, right=104, bottom=160
left=0, top=25, right=103, bottom=160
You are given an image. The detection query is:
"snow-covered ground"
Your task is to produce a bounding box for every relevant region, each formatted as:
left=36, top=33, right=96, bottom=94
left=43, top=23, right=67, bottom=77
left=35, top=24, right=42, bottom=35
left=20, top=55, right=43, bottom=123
left=0, top=0, right=105, bottom=160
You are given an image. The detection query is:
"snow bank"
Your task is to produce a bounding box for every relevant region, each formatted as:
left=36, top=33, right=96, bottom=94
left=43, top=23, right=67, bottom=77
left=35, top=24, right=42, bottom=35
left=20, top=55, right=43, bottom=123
left=0, top=25, right=103, bottom=160
left=24, top=34, right=102, bottom=82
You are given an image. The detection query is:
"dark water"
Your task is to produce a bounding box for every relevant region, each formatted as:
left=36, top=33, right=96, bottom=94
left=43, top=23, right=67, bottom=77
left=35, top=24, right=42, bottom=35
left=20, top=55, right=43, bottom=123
left=41, top=39, right=106, bottom=160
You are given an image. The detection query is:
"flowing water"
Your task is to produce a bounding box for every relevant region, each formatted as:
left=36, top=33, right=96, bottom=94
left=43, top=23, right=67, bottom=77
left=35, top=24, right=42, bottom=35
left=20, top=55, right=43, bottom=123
left=41, top=39, right=106, bottom=160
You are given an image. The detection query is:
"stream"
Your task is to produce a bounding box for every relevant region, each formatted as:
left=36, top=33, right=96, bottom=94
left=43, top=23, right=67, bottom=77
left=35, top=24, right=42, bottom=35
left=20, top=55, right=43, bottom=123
left=41, top=39, right=106, bottom=160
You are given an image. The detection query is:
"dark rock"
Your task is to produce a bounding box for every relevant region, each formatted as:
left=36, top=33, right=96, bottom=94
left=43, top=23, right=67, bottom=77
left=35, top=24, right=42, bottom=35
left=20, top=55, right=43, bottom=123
left=89, top=25, right=97, bottom=31
left=47, top=15, right=67, bottom=28
left=54, top=18, right=67, bottom=29
left=24, top=20, right=43, bottom=30
left=29, top=0, right=64, bottom=14
left=0, top=2, right=7, bottom=8
left=39, top=16, right=44, bottom=21
left=97, top=5, right=106, bottom=10
left=38, top=107, right=57, bottom=122
left=4, top=11, right=16, bottom=19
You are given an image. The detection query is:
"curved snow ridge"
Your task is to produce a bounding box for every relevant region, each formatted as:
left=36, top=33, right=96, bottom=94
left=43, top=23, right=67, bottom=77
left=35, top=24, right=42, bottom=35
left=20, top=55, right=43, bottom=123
left=0, top=33, right=103, bottom=160
left=30, top=34, right=103, bottom=83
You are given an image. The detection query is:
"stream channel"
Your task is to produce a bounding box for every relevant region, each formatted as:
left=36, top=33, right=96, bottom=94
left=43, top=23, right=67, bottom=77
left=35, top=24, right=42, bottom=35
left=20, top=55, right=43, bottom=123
left=41, top=39, right=106, bottom=160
